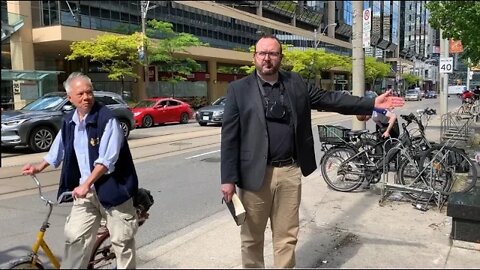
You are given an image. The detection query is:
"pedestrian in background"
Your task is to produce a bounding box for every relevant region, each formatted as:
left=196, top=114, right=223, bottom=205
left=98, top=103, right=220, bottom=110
left=22, top=72, right=139, bottom=269
left=220, top=34, right=405, bottom=268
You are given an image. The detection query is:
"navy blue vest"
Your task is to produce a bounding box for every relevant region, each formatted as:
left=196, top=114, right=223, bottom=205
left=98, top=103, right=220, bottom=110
left=57, top=102, right=138, bottom=208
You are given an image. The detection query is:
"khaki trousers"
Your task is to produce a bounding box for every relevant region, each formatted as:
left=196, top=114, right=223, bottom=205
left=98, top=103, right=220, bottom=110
left=239, top=164, right=302, bottom=268
left=61, top=191, right=138, bottom=269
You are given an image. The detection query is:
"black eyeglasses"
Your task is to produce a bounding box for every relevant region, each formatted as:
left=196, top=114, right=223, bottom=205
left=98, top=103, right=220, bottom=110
left=255, top=51, right=281, bottom=59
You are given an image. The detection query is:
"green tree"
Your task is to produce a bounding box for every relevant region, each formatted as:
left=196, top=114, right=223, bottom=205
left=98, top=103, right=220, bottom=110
left=285, top=49, right=351, bottom=82
left=426, top=1, right=480, bottom=65
left=147, top=19, right=207, bottom=86
left=364, top=57, right=392, bottom=89
left=66, top=32, right=145, bottom=99
left=402, top=73, right=421, bottom=88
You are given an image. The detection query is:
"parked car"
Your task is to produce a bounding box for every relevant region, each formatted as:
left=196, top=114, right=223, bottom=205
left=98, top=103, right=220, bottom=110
left=130, top=97, right=193, bottom=128
left=195, top=96, right=226, bottom=126
left=365, top=90, right=378, bottom=99
left=405, top=89, right=422, bottom=101
left=1, top=91, right=135, bottom=152
left=415, top=87, right=425, bottom=98
left=425, top=91, right=437, bottom=99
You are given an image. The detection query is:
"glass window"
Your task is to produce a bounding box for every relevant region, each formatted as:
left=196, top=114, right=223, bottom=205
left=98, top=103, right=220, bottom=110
left=111, top=11, right=120, bottom=20
left=90, top=7, right=100, bottom=17
left=101, top=9, right=110, bottom=19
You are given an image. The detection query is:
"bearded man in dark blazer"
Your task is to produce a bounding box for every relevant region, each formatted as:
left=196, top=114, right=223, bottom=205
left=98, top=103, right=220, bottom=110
left=220, top=34, right=405, bottom=268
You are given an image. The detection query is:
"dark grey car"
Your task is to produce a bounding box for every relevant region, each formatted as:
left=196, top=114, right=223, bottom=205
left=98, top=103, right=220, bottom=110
left=194, top=96, right=226, bottom=126
left=1, top=91, right=135, bottom=152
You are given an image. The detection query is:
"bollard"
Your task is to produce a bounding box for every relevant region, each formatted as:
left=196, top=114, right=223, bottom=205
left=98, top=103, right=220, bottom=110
left=446, top=186, right=480, bottom=243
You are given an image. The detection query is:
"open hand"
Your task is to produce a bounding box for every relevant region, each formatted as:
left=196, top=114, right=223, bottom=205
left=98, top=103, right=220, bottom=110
left=374, top=90, right=405, bottom=110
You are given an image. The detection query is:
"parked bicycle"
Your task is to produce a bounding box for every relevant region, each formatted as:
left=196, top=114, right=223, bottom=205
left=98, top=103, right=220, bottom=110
left=318, top=108, right=437, bottom=192
left=3, top=175, right=154, bottom=269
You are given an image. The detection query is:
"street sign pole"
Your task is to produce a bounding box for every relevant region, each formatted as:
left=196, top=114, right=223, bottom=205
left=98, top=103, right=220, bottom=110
left=439, top=30, right=449, bottom=116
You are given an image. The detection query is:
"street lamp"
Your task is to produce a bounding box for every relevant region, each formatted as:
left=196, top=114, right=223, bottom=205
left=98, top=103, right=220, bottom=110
left=313, top=23, right=337, bottom=49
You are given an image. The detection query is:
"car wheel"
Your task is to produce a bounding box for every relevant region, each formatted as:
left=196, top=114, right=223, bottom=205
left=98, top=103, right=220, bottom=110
left=180, top=113, right=189, bottom=124
left=142, top=115, right=153, bottom=128
left=198, top=122, right=207, bottom=126
left=119, top=119, right=131, bottom=138
left=29, top=126, right=55, bottom=152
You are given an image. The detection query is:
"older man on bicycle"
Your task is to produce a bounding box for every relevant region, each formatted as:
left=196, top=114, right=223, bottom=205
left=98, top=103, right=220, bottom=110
left=22, top=72, right=139, bottom=269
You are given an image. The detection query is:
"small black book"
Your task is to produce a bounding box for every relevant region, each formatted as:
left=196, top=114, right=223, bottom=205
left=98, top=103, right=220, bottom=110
left=222, top=193, right=246, bottom=226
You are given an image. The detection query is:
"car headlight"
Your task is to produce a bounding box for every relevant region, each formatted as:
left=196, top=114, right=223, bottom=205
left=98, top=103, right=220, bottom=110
left=1, top=119, right=27, bottom=127
left=133, top=112, right=141, bottom=117
left=213, top=111, right=224, bottom=117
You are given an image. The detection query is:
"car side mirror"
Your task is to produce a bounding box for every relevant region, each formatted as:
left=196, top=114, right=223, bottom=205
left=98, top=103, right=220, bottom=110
left=62, top=105, right=74, bottom=111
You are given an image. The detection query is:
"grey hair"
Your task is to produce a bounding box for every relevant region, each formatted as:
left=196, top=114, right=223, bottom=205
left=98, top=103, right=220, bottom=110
left=63, top=72, right=92, bottom=94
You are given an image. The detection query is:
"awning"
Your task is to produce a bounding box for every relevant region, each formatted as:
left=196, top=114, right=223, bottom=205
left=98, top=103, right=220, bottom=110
left=1, top=69, right=64, bottom=81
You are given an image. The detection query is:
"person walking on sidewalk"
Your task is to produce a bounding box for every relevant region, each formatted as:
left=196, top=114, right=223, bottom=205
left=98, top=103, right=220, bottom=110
left=22, top=72, right=139, bottom=269
left=220, top=34, right=405, bottom=268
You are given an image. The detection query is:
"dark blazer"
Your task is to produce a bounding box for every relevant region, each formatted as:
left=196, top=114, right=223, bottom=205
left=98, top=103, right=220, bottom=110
left=221, top=71, right=375, bottom=191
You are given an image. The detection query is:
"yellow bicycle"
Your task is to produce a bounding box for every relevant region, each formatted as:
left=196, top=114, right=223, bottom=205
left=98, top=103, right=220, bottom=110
left=3, top=174, right=154, bottom=269
left=3, top=174, right=72, bottom=269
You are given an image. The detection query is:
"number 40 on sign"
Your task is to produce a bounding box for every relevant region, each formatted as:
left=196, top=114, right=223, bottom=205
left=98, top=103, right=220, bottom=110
left=439, top=57, right=453, bottom=74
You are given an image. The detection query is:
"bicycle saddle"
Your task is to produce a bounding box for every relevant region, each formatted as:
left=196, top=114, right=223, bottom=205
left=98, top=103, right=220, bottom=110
left=347, top=129, right=369, bottom=137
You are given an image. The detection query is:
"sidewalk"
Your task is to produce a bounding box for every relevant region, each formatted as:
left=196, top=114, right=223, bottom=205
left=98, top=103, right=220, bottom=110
left=137, top=114, right=480, bottom=268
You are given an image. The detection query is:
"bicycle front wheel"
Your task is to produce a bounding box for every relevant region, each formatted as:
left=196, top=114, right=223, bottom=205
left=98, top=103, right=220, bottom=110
left=419, top=145, right=477, bottom=195
left=320, top=147, right=364, bottom=192
left=4, top=256, right=44, bottom=269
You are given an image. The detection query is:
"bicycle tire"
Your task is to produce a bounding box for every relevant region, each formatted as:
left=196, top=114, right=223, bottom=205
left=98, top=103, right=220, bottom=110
left=4, top=256, right=44, bottom=269
left=419, top=145, right=477, bottom=195
left=88, top=230, right=117, bottom=269
left=397, top=158, right=450, bottom=202
left=320, top=147, right=364, bottom=192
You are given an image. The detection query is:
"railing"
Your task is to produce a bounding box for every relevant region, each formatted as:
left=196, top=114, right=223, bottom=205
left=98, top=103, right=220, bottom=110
left=1, top=10, right=25, bottom=41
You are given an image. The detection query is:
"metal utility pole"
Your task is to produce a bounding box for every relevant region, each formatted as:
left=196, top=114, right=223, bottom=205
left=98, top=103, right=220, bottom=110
left=139, top=1, right=161, bottom=100
left=466, top=58, right=471, bottom=91
left=352, top=1, right=366, bottom=130
left=439, top=29, right=449, bottom=116
left=140, top=1, right=149, bottom=100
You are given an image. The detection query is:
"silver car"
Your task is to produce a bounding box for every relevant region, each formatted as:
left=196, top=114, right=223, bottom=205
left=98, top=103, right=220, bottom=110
left=195, top=96, right=226, bottom=126
left=1, top=91, right=135, bottom=152
left=405, top=89, right=422, bottom=101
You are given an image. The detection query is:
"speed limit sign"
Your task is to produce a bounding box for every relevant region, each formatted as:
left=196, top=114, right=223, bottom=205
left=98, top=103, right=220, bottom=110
left=439, top=57, right=453, bottom=73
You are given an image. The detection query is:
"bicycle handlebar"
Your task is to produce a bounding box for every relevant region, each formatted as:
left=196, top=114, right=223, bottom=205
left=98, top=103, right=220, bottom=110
left=30, top=174, right=73, bottom=205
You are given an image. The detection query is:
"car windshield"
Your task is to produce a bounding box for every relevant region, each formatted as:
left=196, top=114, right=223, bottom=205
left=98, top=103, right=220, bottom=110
left=407, top=90, right=417, bottom=94
left=134, top=100, right=157, bottom=108
left=212, top=97, right=226, bottom=106
left=21, top=95, right=65, bottom=111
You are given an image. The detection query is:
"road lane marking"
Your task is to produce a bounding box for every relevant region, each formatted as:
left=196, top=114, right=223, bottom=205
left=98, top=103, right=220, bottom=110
left=185, top=150, right=220, bottom=159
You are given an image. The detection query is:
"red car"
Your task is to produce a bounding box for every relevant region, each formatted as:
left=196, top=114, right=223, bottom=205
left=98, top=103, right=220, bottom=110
left=131, top=97, right=193, bottom=128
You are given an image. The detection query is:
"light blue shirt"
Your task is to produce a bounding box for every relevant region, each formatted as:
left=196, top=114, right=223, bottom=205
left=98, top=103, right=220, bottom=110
left=44, top=109, right=124, bottom=186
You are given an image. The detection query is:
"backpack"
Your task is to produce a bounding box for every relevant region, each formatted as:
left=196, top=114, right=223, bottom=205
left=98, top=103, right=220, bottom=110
left=133, top=188, right=155, bottom=212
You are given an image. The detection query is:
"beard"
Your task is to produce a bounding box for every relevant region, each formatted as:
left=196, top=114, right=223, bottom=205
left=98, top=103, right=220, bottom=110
left=255, top=60, right=280, bottom=76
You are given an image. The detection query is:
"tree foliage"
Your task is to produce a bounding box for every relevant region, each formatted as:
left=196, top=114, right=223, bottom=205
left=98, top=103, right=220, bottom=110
left=283, top=49, right=351, bottom=80
left=402, top=73, right=421, bottom=87
left=426, top=1, right=480, bottom=65
left=364, top=56, right=392, bottom=86
left=147, top=19, right=207, bottom=83
left=66, top=32, right=145, bottom=81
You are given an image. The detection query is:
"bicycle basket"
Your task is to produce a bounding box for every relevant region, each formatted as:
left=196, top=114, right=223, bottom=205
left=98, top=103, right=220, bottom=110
left=317, top=125, right=351, bottom=144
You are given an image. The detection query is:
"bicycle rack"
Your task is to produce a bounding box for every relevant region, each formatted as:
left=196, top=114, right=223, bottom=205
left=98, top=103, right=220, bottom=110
left=379, top=138, right=445, bottom=211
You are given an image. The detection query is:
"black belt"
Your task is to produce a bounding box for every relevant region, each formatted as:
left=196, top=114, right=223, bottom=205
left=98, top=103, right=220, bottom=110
left=268, top=157, right=297, bottom=167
